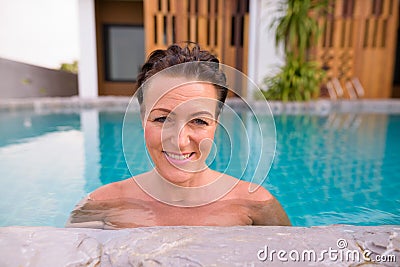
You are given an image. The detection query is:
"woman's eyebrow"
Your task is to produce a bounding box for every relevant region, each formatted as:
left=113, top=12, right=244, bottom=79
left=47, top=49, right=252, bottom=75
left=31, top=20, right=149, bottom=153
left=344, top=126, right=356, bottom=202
left=150, top=108, right=173, bottom=114
left=190, top=111, right=214, bottom=118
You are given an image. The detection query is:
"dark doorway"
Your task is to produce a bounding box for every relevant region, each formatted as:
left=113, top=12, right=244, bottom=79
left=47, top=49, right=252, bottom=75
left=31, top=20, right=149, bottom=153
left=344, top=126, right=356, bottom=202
left=95, top=0, right=144, bottom=96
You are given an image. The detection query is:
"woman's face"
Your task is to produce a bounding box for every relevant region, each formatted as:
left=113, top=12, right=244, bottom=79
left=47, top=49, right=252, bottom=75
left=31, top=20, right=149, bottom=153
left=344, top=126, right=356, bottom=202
left=142, top=76, right=219, bottom=186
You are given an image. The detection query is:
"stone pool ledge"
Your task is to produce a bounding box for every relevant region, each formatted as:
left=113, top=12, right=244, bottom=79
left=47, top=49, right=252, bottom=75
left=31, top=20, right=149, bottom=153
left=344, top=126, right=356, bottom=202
left=0, top=96, right=133, bottom=112
left=0, top=225, right=398, bottom=266
left=1, top=97, right=400, bottom=115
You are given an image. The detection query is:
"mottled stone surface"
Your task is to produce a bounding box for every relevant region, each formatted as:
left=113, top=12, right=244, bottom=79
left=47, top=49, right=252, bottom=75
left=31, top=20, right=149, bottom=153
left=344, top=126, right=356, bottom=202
left=1, top=97, right=400, bottom=115
left=0, top=225, right=399, bottom=266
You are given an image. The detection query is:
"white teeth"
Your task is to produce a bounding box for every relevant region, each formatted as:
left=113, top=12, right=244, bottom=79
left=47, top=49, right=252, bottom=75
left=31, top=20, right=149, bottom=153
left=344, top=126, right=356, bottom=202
left=165, top=152, right=191, bottom=160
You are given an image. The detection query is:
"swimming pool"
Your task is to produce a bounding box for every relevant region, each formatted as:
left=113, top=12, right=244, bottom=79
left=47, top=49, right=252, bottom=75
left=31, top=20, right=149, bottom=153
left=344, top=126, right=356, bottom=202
left=0, top=104, right=399, bottom=227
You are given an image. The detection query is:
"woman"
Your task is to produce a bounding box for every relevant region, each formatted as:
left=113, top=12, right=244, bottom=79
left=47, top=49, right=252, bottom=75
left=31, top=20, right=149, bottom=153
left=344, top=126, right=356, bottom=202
left=66, top=43, right=290, bottom=228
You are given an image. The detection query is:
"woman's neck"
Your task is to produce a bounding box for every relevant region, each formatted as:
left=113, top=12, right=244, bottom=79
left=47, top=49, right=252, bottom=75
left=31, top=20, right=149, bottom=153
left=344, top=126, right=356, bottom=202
left=134, top=169, right=237, bottom=206
left=153, top=168, right=217, bottom=187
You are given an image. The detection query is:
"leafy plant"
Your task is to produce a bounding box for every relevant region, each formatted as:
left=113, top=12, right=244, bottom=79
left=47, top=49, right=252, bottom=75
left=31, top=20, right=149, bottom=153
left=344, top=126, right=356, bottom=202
left=60, top=60, right=78, bottom=74
left=262, top=54, right=325, bottom=101
left=262, top=0, right=329, bottom=101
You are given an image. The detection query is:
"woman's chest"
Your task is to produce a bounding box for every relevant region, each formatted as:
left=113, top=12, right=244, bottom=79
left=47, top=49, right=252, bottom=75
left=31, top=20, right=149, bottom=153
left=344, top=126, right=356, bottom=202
left=150, top=202, right=254, bottom=226
left=71, top=198, right=255, bottom=228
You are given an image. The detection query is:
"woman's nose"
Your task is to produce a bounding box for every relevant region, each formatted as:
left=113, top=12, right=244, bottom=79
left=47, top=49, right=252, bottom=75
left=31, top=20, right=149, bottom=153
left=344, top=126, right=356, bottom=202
left=166, top=122, right=191, bottom=148
left=177, top=124, right=191, bottom=147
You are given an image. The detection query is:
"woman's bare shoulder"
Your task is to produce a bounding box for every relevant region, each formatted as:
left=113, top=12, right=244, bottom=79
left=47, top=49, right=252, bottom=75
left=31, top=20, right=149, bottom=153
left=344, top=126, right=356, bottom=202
left=226, top=178, right=273, bottom=201
left=89, top=177, right=142, bottom=200
left=221, top=177, right=291, bottom=226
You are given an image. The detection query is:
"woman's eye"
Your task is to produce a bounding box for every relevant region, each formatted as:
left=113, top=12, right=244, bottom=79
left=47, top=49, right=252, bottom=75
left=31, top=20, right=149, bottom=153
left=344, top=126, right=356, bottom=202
left=154, top=116, right=167, bottom=123
left=191, top=118, right=209, bottom=126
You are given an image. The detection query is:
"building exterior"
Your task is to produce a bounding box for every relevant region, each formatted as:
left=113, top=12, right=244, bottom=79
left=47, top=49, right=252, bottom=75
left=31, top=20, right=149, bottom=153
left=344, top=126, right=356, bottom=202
left=78, top=0, right=400, bottom=99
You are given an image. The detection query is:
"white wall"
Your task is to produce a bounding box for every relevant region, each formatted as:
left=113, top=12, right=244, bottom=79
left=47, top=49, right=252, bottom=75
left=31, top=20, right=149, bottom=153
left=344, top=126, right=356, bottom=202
left=248, top=0, right=284, bottom=98
left=78, top=0, right=98, bottom=98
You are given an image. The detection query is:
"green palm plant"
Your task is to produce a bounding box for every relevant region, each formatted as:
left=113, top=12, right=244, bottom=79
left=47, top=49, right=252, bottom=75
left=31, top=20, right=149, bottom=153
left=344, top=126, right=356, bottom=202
left=262, top=0, right=329, bottom=101
left=263, top=54, right=325, bottom=101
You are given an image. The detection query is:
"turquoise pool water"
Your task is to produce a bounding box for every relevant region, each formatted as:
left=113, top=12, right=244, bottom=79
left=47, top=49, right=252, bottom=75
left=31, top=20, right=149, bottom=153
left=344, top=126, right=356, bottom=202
left=0, top=108, right=399, bottom=227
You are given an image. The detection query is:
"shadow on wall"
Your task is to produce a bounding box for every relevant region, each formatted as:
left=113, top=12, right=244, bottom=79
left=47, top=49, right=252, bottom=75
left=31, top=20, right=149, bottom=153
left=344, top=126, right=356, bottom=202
left=0, top=58, right=78, bottom=98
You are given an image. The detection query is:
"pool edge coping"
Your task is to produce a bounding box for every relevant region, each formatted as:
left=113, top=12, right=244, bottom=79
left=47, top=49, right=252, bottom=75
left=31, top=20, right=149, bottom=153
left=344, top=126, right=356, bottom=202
left=1, top=96, right=400, bottom=114
left=0, top=225, right=398, bottom=266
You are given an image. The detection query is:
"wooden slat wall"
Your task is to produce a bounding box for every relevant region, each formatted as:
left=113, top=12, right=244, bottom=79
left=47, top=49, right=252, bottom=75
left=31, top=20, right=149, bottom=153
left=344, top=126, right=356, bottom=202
left=316, top=0, right=399, bottom=98
left=144, top=0, right=249, bottom=75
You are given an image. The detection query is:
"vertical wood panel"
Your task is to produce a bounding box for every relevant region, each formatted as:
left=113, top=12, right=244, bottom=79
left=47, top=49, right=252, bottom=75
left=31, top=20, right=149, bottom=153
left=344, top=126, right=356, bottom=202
left=243, top=13, right=249, bottom=75
left=215, top=0, right=224, bottom=60
left=156, top=14, right=164, bottom=45
left=209, top=0, right=216, bottom=48
left=143, top=0, right=250, bottom=97
left=352, top=1, right=366, bottom=84
left=382, top=0, right=399, bottom=97
left=174, top=1, right=188, bottom=42
left=197, top=0, right=208, bottom=45
left=316, top=0, right=399, bottom=98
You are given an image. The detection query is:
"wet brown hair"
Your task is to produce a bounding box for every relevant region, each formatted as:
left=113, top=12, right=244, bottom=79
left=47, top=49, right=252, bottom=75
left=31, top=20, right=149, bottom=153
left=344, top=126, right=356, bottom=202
left=136, top=43, right=228, bottom=115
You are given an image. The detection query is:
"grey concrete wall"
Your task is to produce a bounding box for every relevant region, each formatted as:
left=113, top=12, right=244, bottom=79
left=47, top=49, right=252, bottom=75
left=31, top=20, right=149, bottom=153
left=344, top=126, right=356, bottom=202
left=0, top=58, right=78, bottom=98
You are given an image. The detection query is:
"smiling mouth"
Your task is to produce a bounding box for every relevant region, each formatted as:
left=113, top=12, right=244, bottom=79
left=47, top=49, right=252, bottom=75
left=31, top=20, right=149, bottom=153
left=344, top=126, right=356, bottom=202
left=163, top=151, right=195, bottom=161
